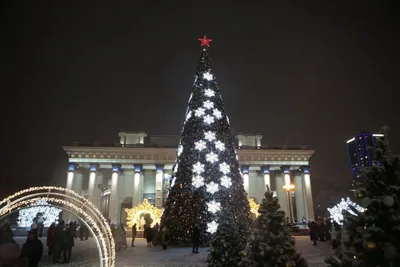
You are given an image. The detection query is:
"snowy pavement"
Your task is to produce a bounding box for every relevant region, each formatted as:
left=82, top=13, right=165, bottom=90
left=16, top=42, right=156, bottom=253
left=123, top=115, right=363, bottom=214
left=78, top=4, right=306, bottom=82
left=15, top=236, right=332, bottom=266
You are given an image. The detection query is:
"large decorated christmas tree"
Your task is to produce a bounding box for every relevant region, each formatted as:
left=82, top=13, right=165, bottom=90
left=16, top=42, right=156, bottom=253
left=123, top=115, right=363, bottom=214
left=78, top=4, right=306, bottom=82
left=326, top=127, right=400, bottom=267
left=161, top=36, right=251, bottom=245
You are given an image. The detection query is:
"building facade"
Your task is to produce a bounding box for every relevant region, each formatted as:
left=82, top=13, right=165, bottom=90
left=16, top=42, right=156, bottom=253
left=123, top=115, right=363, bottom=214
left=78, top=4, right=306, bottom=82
left=63, top=132, right=315, bottom=224
left=347, top=132, right=384, bottom=181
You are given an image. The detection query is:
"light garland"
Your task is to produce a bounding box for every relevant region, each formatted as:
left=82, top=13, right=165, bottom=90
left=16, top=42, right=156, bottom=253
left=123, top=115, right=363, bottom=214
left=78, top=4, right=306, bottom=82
left=327, top=197, right=365, bottom=225
left=0, top=186, right=115, bottom=267
left=248, top=198, right=260, bottom=217
left=125, top=198, right=163, bottom=228
left=18, top=200, right=62, bottom=227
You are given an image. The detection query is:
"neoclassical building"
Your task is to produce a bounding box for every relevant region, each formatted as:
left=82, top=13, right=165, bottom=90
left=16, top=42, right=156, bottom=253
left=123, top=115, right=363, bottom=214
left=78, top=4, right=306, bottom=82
left=63, top=132, right=315, bottom=225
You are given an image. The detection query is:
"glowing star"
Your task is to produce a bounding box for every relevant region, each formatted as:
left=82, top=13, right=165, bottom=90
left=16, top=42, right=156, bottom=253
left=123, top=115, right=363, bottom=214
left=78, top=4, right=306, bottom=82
left=213, top=109, right=222, bottom=119
left=207, top=200, right=221, bottom=214
left=195, top=140, right=207, bottom=151
left=203, top=100, right=214, bottom=109
left=203, top=115, right=215, bottom=124
left=204, top=131, right=216, bottom=142
left=219, top=162, right=230, bottom=174
left=203, top=72, right=213, bottom=81
left=195, top=107, right=205, bottom=117
left=206, top=152, right=218, bottom=163
left=204, top=89, right=215, bottom=97
left=220, top=176, right=232, bottom=188
left=198, top=36, right=212, bottom=47
left=177, top=145, right=183, bottom=157
left=206, top=182, right=219, bottom=194
left=193, top=162, right=205, bottom=174
left=192, top=176, right=205, bottom=188
left=207, top=220, right=218, bottom=234
left=185, top=111, right=192, bottom=121
left=214, top=140, right=225, bottom=151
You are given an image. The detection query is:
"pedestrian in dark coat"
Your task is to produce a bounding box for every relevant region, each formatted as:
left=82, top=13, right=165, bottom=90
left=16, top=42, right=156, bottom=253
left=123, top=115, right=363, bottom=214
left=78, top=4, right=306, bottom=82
left=144, top=225, right=154, bottom=247
left=21, top=229, right=43, bottom=267
left=160, top=226, right=169, bottom=250
left=131, top=223, right=137, bottom=247
left=64, top=222, right=75, bottom=263
left=192, top=225, right=200, bottom=253
left=309, top=221, right=318, bottom=246
left=46, top=222, right=55, bottom=255
left=53, top=221, right=66, bottom=263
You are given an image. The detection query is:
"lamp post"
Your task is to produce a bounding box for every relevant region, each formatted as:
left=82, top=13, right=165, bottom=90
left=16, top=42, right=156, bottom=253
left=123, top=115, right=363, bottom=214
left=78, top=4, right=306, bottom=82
left=283, top=184, right=295, bottom=224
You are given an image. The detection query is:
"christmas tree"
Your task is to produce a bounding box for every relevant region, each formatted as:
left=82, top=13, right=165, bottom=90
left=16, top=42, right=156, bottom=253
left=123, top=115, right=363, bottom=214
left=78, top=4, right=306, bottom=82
left=326, top=127, right=400, bottom=267
left=161, top=36, right=251, bottom=245
left=207, top=209, right=242, bottom=267
left=240, top=187, right=308, bottom=267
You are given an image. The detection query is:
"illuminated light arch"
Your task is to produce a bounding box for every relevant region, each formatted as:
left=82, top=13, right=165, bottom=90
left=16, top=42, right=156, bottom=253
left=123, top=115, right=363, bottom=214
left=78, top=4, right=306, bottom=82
left=0, top=187, right=115, bottom=267
left=125, top=198, right=163, bottom=229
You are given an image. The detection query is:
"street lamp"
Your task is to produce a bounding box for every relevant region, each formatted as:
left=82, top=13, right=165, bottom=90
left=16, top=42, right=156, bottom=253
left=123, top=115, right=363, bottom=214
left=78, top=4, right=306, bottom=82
left=283, top=184, right=295, bottom=224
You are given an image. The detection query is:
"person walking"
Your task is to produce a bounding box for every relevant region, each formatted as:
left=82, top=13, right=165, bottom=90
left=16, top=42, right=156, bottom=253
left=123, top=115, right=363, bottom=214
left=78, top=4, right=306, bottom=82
left=160, top=226, right=169, bottom=250
left=192, top=224, right=200, bottom=253
left=131, top=223, right=137, bottom=247
left=46, top=222, right=55, bottom=256
left=64, top=222, right=75, bottom=263
left=144, top=225, right=153, bottom=248
left=21, top=229, right=43, bottom=267
left=309, top=221, right=318, bottom=246
left=53, top=221, right=66, bottom=263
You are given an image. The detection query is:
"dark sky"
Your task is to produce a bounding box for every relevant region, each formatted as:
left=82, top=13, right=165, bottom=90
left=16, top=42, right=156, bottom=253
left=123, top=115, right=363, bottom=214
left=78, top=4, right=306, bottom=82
left=1, top=1, right=399, bottom=206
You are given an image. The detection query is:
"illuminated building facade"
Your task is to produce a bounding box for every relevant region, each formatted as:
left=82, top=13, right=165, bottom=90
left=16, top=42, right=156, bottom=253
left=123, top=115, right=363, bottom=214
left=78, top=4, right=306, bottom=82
left=63, top=132, right=315, bottom=224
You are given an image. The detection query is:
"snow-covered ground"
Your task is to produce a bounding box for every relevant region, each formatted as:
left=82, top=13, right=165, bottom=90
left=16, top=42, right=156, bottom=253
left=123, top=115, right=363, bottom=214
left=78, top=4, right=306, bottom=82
left=15, top=236, right=332, bottom=267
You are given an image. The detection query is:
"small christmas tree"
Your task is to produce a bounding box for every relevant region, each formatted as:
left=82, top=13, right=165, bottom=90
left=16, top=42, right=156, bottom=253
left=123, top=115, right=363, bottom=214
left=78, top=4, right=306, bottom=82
left=240, top=186, right=308, bottom=267
left=207, top=209, right=242, bottom=267
left=326, top=127, right=400, bottom=267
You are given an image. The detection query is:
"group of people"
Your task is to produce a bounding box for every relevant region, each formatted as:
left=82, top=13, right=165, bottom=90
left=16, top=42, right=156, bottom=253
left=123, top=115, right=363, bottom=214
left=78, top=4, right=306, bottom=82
left=130, top=222, right=169, bottom=250
left=308, top=219, right=341, bottom=247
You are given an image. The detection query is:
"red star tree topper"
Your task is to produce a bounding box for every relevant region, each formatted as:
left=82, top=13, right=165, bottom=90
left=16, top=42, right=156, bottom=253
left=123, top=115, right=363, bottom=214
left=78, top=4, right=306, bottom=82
left=198, top=36, right=212, bottom=47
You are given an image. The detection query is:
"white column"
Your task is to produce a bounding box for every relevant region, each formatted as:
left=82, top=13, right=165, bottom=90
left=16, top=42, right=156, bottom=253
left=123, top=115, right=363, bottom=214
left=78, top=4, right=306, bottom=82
left=109, top=164, right=121, bottom=223
left=302, top=166, right=315, bottom=222
left=282, top=167, right=294, bottom=223
left=241, top=165, right=250, bottom=195
left=65, top=163, right=77, bottom=222
left=295, top=171, right=306, bottom=223
left=275, top=172, right=288, bottom=215
left=261, top=165, right=270, bottom=191
left=88, top=164, right=99, bottom=204
left=74, top=172, right=83, bottom=195
left=132, top=165, right=142, bottom=207
left=155, top=165, right=164, bottom=208
left=94, top=172, right=103, bottom=210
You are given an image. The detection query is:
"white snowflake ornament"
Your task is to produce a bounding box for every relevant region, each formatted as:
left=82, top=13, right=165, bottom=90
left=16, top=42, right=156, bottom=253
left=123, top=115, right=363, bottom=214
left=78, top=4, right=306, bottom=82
left=203, top=72, right=213, bottom=81
left=204, top=131, right=216, bottom=142
left=203, top=115, right=215, bottom=125
left=193, top=162, right=205, bottom=174
left=204, top=89, right=215, bottom=97
left=195, top=140, right=207, bottom=151
left=206, top=182, right=219, bottom=194
left=214, top=140, right=225, bottom=151
left=192, top=176, right=205, bottom=188
left=207, top=221, right=218, bottom=234
left=203, top=100, right=214, bottom=109
left=213, top=109, right=222, bottom=119
left=195, top=107, right=205, bottom=117
left=219, top=162, right=230, bottom=174
left=206, top=152, right=219, bottom=163
left=220, top=176, right=232, bottom=188
left=207, top=201, right=221, bottom=214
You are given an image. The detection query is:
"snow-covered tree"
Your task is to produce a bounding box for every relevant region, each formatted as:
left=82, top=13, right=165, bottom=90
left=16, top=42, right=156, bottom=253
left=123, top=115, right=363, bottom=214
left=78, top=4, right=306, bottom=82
left=240, top=187, right=308, bottom=267
left=18, top=200, right=61, bottom=227
left=161, top=36, right=251, bottom=245
left=207, top=209, right=242, bottom=267
left=326, top=127, right=400, bottom=267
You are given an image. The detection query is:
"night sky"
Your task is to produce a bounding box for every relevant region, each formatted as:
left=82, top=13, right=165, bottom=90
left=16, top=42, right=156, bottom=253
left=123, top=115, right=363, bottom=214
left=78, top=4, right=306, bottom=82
left=1, top=1, right=399, bottom=208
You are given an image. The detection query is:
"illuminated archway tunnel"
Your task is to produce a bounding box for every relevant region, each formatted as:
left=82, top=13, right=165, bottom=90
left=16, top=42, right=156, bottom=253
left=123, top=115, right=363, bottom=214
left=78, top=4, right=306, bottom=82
left=0, top=186, right=115, bottom=267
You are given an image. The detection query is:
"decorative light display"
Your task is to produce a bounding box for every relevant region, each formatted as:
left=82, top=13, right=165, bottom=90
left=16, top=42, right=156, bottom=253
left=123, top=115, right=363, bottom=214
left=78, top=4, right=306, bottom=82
left=198, top=36, right=212, bottom=47
left=206, top=182, right=219, bottom=194
left=17, top=200, right=62, bottom=227
left=161, top=37, right=251, bottom=243
left=0, top=186, right=115, bottom=267
left=248, top=198, right=260, bottom=217
left=327, top=197, right=365, bottom=225
left=185, top=111, right=192, bottom=122
left=125, top=198, right=163, bottom=229
left=204, top=88, right=215, bottom=97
